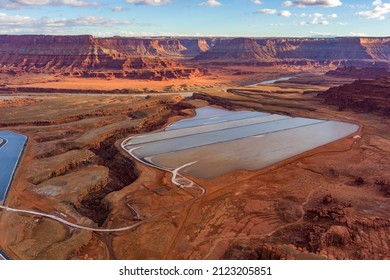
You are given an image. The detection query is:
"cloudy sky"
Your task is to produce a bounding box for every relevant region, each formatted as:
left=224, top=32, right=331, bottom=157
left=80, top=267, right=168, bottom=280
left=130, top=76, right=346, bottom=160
left=0, top=0, right=389, bottom=37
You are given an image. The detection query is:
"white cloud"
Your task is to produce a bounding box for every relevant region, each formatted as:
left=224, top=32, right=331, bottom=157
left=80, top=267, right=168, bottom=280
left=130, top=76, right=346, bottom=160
left=350, top=32, right=367, bottom=36
left=290, top=0, right=342, bottom=7
left=328, top=13, right=338, bottom=18
left=255, top=8, right=277, bottom=14
left=251, top=0, right=262, bottom=4
left=346, top=4, right=370, bottom=9
left=357, top=0, right=390, bottom=20
left=300, top=12, right=332, bottom=24
left=112, top=6, right=128, bottom=12
left=0, top=12, right=31, bottom=25
left=0, top=0, right=98, bottom=9
left=309, top=31, right=333, bottom=36
left=0, top=12, right=135, bottom=34
left=126, top=0, right=171, bottom=6
left=283, top=1, right=293, bottom=7
left=279, top=10, right=292, bottom=17
left=199, top=0, right=222, bottom=7
left=310, top=13, right=330, bottom=24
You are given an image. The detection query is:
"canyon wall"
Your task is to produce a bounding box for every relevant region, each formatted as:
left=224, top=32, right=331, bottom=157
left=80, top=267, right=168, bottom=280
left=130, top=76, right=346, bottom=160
left=1, top=35, right=389, bottom=79
left=318, top=76, right=390, bottom=116
left=325, top=66, right=389, bottom=79
left=195, top=37, right=390, bottom=67
left=0, top=35, right=207, bottom=79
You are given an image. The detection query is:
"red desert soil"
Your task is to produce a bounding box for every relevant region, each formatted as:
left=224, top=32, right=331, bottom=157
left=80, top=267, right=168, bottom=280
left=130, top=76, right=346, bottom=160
left=0, top=97, right=40, bottom=108
left=1, top=35, right=389, bottom=94
left=0, top=34, right=389, bottom=260
left=0, top=69, right=389, bottom=260
left=0, top=65, right=312, bottom=93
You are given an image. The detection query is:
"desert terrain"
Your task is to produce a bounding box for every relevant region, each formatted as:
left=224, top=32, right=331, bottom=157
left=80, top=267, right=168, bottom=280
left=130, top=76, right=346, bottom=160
left=0, top=35, right=389, bottom=260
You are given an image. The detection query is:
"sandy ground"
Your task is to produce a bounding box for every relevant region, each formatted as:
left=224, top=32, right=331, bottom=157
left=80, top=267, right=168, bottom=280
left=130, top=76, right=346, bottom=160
left=0, top=69, right=388, bottom=260
left=1, top=66, right=310, bottom=92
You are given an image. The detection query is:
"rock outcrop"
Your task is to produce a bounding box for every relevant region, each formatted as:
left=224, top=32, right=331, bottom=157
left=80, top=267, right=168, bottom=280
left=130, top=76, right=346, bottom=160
left=95, top=37, right=217, bottom=58
left=193, top=38, right=273, bottom=61
left=0, top=35, right=206, bottom=80
left=195, top=37, right=390, bottom=67
left=0, top=35, right=94, bottom=71
left=1, top=35, right=389, bottom=78
left=318, top=76, right=390, bottom=116
left=326, top=66, right=389, bottom=79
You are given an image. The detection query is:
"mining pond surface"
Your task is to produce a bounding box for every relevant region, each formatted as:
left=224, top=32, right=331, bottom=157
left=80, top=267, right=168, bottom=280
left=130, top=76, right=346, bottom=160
left=0, top=130, right=27, bottom=203
left=123, top=106, right=359, bottom=178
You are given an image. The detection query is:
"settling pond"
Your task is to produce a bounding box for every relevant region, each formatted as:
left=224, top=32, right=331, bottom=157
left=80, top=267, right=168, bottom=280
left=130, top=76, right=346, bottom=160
left=123, top=106, right=359, bottom=179
left=0, top=130, right=27, bottom=204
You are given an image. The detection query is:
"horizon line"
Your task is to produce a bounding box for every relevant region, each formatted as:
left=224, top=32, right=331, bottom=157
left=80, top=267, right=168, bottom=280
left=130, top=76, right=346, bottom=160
left=1, top=34, right=389, bottom=39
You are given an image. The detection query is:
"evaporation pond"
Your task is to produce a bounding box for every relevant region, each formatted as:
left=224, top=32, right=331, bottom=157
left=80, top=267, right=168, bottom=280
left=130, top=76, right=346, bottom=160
left=123, top=106, right=359, bottom=178
left=0, top=130, right=27, bottom=202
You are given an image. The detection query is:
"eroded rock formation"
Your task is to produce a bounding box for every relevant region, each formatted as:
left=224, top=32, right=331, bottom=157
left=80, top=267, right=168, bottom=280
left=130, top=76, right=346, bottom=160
left=1, top=35, right=389, bottom=79
left=325, top=66, right=389, bottom=79
left=318, top=76, right=390, bottom=116
left=195, top=37, right=390, bottom=67
left=0, top=35, right=206, bottom=80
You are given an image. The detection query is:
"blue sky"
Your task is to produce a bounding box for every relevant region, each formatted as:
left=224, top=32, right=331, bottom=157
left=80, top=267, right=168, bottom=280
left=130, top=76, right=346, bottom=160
left=0, top=0, right=389, bottom=37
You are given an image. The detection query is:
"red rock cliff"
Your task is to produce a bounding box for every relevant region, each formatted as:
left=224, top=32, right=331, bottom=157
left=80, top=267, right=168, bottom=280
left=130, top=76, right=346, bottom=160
left=195, top=37, right=390, bottom=66
left=0, top=35, right=205, bottom=79
left=318, top=76, right=390, bottom=116
left=1, top=35, right=389, bottom=77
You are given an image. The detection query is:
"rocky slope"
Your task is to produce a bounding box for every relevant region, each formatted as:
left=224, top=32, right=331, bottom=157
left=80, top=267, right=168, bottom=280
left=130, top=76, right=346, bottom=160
left=0, top=35, right=206, bottom=80
left=193, top=38, right=273, bottom=61
left=96, top=37, right=221, bottom=57
left=325, top=66, right=389, bottom=79
left=195, top=37, right=390, bottom=67
left=0, top=35, right=93, bottom=70
left=1, top=35, right=390, bottom=79
left=318, top=76, right=390, bottom=116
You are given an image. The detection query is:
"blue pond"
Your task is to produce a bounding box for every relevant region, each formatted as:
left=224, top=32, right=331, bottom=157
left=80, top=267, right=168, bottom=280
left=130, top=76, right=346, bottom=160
left=124, top=106, right=359, bottom=179
left=0, top=130, right=27, bottom=203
